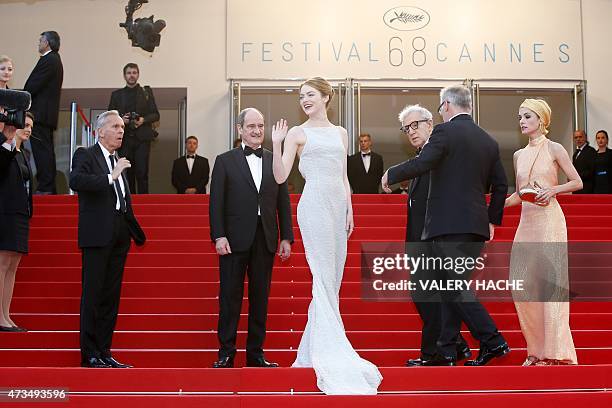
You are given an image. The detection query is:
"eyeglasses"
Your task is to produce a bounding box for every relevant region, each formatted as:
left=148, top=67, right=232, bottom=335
left=437, top=100, right=448, bottom=113
left=400, top=120, right=429, bottom=133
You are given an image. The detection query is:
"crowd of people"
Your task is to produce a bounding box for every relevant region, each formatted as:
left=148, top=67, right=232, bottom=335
left=0, top=30, right=606, bottom=396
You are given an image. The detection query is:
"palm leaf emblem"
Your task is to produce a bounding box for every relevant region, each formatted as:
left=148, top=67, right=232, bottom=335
left=389, top=11, right=424, bottom=24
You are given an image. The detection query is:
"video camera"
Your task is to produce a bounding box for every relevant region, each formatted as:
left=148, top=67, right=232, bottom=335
left=120, top=0, right=166, bottom=53
left=0, top=89, right=31, bottom=129
left=127, top=111, right=141, bottom=129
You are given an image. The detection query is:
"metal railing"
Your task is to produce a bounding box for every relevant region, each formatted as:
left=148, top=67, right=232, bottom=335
left=68, top=102, right=93, bottom=194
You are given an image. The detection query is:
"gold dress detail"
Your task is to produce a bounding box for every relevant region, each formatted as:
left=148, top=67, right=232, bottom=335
left=510, top=135, right=577, bottom=364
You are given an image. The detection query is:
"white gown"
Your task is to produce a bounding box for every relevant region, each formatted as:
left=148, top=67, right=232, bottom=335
left=291, top=126, right=383, bottom=395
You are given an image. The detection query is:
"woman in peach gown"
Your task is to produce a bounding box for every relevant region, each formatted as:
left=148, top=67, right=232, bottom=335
left=504, top=99, right=582, bottom=366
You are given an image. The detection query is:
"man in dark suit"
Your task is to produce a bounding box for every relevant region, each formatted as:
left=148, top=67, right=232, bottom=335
left=347, top=133, right=384, bottom=193
left=171, top=135, right=210, bottom=194
left=24, top=31, right=63, bottom=194
left=572, top=129, right=596, bottom=194
left=382, top=85, right=509, bottom=366
left=69, top=110, right=146, bottom=369
left=395, top=104, right=471, bottom=367
left=209, top=107, right=293, bottom=368
left=108, top=63, right=159, bottom=194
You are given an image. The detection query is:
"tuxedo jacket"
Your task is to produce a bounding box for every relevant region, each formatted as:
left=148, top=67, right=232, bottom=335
left=108, top=85, right=160, bottom=142
left=388, top=114, right=508, bottom=240
left=573, top=143, right=596, bottom=194
left=23, top=51, right=64, bottom=129
left=406, top=171, right=430, bottom=242
left=171, top=154, right=210, bottom=194
left=209, top=147, right=293, bottom=253
left=347, top=151, right=384, bottom=193
left=69, top=144, right=146, bottom=248
left=0, top=133, right=33, bottom=219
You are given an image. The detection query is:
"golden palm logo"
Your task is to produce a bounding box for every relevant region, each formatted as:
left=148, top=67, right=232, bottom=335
left=384, top=7, right=431, bottom=31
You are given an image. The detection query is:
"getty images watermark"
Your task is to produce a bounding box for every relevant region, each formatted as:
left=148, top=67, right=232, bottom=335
left=360, top=242, right=612, bottom=302
left=370, top=251, right=523, bottom=292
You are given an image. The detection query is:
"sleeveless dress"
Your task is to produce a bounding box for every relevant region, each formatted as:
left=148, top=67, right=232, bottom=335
left=510, top=135, right=577, bottom=364
left=291, top=127, right=382, bottom=395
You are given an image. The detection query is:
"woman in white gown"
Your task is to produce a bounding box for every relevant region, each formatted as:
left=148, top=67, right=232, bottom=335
left=271, top=77, right=382, bottom=395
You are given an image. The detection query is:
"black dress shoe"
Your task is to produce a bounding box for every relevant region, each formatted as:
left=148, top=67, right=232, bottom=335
left=0, top=326, right=22, bottom=332
left=406, top=357, right=427, bottom=366
left=246, top=357, right=279, bottom=368
left=456, top=343, right=472, bottom=361
left=100, top=356, right=133, bottom=368
left=81, top=357, right=112, bottom=368
left=465, top=343, right=510, bottom=366
left=422, top=354, right=456, bottom=366
left=212, top=356, right=234, bottom=368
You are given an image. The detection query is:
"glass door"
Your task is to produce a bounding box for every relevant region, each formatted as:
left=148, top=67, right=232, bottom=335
left=472, top=80, right=586, bottom=191
left=351, top=79, right=458, bottom=182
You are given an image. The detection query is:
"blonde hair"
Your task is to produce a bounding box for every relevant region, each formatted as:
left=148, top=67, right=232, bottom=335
left=300, top=77, right=334, bottom=108
left=0, top=55, right=13, bottom=65
left=520, top=98, right=552, bottom=135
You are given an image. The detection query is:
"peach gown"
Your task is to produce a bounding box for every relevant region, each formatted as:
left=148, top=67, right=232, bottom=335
left=510, top=135, right=578, bottom=364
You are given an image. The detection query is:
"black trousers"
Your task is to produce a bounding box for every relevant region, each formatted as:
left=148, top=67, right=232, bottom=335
left=119, top=136, right=151, bottom=194
left=408, top=241, right=468, bottom=358
left=30, top=123, right=56, bottom=194
left=217, top=218, right=275, bottom=360
left=432, top=233, right=505, bottom=358
left=80, top=213, right=131, bottom=361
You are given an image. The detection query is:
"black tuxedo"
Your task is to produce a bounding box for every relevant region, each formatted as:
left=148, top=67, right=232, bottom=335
left=388, top=115, right=507, bottom=240
left=573, top=143, right=596, bottom=194
left=108, top=84, right=160, bottom=194
left=69, top=143, right=145, bottom=363
left=171, top=154, right=210, bottom=194
left=347, top=151, right=384, bottom=193
left=209, top=146, right=293, bottom=360
left=405, top=169, right=469, bottom=359
left=388, top=114, right=508, bottom=359
left=24, top=51, right=64, bottom=193
left=406, top=172, right=429, bottom=242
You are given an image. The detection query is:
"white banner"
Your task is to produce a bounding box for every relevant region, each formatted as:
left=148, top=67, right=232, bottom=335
left=227, top=0, right=583, bottom=80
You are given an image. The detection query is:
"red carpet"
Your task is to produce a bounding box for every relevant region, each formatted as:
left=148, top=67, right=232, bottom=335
left=1, top=194, right=611, bottom=406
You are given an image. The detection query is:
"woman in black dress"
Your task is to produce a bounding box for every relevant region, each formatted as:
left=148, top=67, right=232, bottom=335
left=0, top=112, right=34, bottom=332
left=594, top=130, right=612, bottom=194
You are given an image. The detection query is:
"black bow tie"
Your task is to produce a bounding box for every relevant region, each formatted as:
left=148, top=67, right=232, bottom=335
left=362, top=152, right=371, bottom=157
left=244, top=146, right=263, bottom=158
left=186, top=155, right=195, bottom=159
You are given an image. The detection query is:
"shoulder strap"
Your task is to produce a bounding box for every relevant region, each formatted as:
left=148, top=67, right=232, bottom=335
left=525, top=139, right=547, bottom=183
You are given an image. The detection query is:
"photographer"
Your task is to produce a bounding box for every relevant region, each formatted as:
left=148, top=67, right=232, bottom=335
left=108, top=63, right=159, bottom=194
left=0, top=111, right=34, bottom=332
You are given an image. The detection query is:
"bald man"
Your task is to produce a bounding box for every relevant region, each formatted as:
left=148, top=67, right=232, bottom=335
left=572, top=130, right=596, bottom=194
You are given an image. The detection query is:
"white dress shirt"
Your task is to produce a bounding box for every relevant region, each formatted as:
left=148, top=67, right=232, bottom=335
left=2, top=139, right=15, bottom=151
left=242, top=142, right=262, bottom=215
left=99, top=143, right=126, bottom=211
left=361, top=150, right=371, bottom=173
left=186, top=154, right=195, bottom=174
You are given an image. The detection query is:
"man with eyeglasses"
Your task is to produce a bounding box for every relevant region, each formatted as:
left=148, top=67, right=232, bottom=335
left=382, top=85, right=509, bottom=367
left=395, top=104, right=471, bottom=367
left=347, top=133, right=384, bottom=193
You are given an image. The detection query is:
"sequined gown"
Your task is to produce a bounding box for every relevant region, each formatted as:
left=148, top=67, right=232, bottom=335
left=510, top=135, right=577, bottom=364
left=291, top=127, right=382, bottom=395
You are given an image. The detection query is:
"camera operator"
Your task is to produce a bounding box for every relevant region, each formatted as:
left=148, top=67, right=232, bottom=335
left=108, top=63, right=159, bottom=194
left=0, top=110, right=34, bottom=332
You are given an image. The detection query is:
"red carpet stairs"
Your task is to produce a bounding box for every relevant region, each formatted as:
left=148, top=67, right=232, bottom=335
left=1, top=194, right=611, bottom=406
